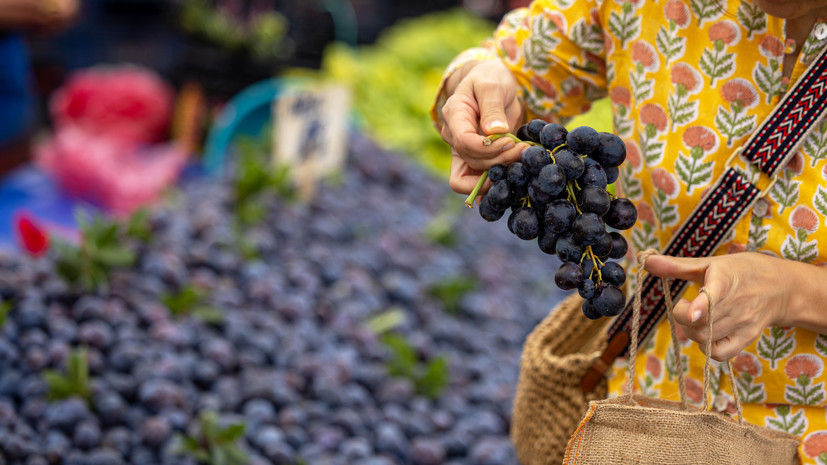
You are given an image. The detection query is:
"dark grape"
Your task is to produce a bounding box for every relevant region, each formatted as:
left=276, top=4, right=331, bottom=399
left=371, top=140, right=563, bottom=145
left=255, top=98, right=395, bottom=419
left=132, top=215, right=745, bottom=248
left=566, top=126, right=599, bottom=155
left=487, top=164, right=507, bottom=183
left=608, top=232, right=628, bottom=260
left=528, top=178, right=554, bottom=207
left=581, top=299, right=602, bottom=320
left=576, top=185, right=611, bottom=216
left=506, top=162, right=528, bottom=188
left=604, top=198, right=637, bottom=230
left=579, top=159, right=607, bottom=189
left=537, top=228, right=559, bottom=255
left=578, top=279, right=596, bottom=299
left=571, top=213, right=605, bottom=246
left=537, top=164, right=566, bottom=196
left=605, top=165, right=619, bottom=185
left=521, top=146, right=551, bottom=175
left=593, top=132, right=627, bottom=167
left=515, top=124, right=532, bottom=142
left=555, top=234, right=584, bottom=263
left=552, top=149, right=585, bottom=180
left=539, top=123, right=567, bottom=150
left=485, top=180, right=514, bottom=211
left=478, top=196, right=506, bottom=222
left=511, top=207, right=541, bottom=240
left=527, top=119, right=547, bottom=142
left=590, top=231, right=613, bottom=259
left=554, top=262, right=583, bottom=291
left=544, top=199, right=576, bottom=234
left=593, top=285, right=625, bottom=317
left=601, top=262, right=626, bottom=287
left=581, top=259, right=596, bottom=282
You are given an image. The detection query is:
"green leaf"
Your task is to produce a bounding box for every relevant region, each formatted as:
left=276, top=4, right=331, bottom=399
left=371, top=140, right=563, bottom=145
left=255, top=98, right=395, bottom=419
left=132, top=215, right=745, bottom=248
left=427, top=276, right=477, bottom=314
left=381, top=333, right=418, bottom=377
left=416, top=356, right=449, bottom=399
left=193, top=306, right=224, bottom=325
left=211, top=446, right=229, bottom=465
left=94, top=246, right=136, bottom=268
left=218, top=423, right=246, bottom=442
left=127, top=208, right=152, bottom=241
left=223, top=444, right=249, bottom=465
left=365, top=308, right=406, bottom=335
left=0, top=300, right=12, bottom=328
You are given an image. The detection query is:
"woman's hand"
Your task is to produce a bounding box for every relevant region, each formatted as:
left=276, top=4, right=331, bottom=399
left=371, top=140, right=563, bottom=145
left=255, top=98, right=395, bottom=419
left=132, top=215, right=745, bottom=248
left=643, top=252, right=827, bottom=361
left=438, top=59, right=528, bottom=195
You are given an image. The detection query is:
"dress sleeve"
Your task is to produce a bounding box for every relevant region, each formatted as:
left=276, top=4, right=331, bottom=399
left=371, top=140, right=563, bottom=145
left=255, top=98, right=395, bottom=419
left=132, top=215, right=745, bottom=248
left=431, top=0, right=609, bottom=129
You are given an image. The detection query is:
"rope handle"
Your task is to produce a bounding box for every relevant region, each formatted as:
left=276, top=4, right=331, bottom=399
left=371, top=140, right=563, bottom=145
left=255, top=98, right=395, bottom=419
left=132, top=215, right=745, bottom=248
left=625, top=249, right=744, bottom=424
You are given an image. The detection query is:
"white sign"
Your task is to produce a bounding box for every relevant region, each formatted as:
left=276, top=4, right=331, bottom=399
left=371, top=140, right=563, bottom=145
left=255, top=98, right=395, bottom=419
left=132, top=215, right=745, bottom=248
left=272, top=83, right=351, bottom=198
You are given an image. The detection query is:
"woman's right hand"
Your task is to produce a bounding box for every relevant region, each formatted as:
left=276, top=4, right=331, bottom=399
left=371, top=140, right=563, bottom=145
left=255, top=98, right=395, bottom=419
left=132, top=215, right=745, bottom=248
left=437, top=59, right=527, bottom=195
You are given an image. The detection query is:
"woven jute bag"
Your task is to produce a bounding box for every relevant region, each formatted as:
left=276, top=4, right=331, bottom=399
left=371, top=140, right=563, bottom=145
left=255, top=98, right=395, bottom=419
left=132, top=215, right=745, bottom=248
left=510, top=291, right=610, bottom=465
left=561, top=250, right=801, bottom=465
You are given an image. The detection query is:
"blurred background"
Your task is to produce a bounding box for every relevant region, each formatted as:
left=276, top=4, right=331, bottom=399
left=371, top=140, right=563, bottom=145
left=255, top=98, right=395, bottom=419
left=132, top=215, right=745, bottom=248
left=0, top=2, right=614, bottom=465
left=0, top=0, right=558, bottom=245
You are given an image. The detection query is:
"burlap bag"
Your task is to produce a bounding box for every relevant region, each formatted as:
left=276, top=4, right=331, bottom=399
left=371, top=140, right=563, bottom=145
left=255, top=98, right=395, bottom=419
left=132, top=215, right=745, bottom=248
left=562, top=251, right=801, bottom=465
left=510, top=292, right=610, bottom=465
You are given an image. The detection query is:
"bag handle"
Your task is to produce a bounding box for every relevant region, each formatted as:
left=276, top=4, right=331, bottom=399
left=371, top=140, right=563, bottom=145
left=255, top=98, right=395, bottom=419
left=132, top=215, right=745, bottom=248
left=625, top=249, right=744, bottom=424
left=580, top=44, right=827, bottom=394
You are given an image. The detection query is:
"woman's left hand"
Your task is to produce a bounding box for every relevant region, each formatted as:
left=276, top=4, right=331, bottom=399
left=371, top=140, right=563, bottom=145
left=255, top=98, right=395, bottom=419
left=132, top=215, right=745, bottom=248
left=643, top=252, right=805, bottom=361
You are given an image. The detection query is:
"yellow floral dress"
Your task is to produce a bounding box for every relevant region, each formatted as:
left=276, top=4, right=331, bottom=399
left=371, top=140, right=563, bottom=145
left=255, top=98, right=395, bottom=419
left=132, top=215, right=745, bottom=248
left=433, top=0, right=827, bottom=462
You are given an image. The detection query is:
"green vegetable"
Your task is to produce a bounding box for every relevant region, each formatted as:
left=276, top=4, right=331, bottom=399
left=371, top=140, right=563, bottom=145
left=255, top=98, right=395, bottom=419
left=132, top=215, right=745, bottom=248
left=174, top=411, right=248, bottom=465
left=43, top=347, right=92, bottom=405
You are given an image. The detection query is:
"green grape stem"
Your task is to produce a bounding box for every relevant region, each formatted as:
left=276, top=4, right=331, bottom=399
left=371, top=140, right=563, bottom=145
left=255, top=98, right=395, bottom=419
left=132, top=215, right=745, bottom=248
left=565, top=183, right=582, bottom=215
left=586, top=246, right=604, bottom=283
left=482, top=132, right=538, bottom=146
left=464, top=170, right=489, bottom=207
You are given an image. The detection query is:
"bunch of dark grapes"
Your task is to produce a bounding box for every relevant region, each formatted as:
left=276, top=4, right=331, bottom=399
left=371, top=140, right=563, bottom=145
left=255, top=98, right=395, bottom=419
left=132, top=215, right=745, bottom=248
left=472, top=120, right=637, bottom=319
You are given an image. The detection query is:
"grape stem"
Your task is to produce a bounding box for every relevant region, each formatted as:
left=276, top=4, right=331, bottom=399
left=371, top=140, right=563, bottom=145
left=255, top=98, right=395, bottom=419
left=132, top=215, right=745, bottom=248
left=464, top=171, right=489, bottom=207
left=565, top=183, right=582, bottom=215
left=482, top=133, right=538, bottom=146
left=583, top=246, right=603, bottom=283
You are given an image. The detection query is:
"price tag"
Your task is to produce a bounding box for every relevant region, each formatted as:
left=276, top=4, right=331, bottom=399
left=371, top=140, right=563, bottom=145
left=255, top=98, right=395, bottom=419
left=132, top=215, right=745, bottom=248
left=272, top=83, right=351, bottom=199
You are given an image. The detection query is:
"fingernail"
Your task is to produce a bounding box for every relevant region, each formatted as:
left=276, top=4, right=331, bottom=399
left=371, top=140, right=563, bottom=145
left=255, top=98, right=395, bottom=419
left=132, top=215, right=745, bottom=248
left=487, top=120, right=507, bottom=132
left=502, top=141, right=515, bottom=151
left=691, top=310, right=702, bottom=323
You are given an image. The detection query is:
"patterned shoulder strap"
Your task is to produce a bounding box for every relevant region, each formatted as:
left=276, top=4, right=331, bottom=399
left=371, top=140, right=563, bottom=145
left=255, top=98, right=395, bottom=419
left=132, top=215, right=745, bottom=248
left=580, top=44, right=827, bottom=394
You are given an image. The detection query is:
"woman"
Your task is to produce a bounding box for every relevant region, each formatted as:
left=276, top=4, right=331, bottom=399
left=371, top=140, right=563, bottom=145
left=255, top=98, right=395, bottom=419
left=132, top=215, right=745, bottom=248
left=433, top=0, right=827, bottom=461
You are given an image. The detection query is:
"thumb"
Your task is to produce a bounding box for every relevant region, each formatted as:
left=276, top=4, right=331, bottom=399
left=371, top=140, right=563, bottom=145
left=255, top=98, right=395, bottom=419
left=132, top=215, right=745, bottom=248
left=475, top=82, right=511, bottom=135
left=642, top=254, right=711, bottom=284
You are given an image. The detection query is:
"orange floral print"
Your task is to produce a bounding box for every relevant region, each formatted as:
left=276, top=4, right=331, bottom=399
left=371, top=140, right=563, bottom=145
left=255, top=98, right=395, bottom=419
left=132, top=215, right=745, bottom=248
left=610, top=86, right=631, bottom=107
left=733, top=352, right=762, bottom=377
left=721, top=78, right=758, bottom=108
left=632, top=41, right=658, bottom=70
left=664, top=0, right=689, bottom=28
left=791, top=206, right=819, bottom=233
left=803, top=431, right=827, bottom=458
left=646, top=354, right=662, bottom=379
left=636, top=201, right=655, bottom=225
left=786, top=354, right=823, bottom=380
left=639, top=104, right=667, bottom=132
left=625, top=139, right=642, bottom=169
left=759, top=35, right=785, bottom=59
left=651, top=168, right=678, bottom=197
left=682, top=126, right=718, bottom=151
left=670, top=63, right=701, bottom=92
left=708, top=20, right=739, bottom=45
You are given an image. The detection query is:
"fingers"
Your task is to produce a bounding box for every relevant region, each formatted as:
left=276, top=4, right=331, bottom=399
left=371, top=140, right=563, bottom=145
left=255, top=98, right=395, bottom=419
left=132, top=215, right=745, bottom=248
left=475, top=80, right=511, bottom=135
left=448, top=150, right=488, bottom=195
left=643, top=255, right=711, bottom=283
